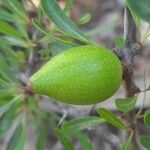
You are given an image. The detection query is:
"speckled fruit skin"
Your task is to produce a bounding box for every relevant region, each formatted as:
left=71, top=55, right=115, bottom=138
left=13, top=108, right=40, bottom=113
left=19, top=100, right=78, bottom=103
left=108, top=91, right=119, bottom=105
left=29, top=45, right=122, bottom=105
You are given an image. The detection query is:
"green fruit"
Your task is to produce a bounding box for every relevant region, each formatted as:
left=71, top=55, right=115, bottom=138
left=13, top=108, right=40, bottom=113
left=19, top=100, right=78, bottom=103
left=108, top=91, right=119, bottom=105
left=28, top=45, right=122, bottom=105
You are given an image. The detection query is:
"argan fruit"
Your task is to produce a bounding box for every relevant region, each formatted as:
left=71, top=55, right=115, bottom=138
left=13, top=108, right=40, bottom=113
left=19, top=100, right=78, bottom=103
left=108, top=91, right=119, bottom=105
left=28, top=45, right=122, bottom=105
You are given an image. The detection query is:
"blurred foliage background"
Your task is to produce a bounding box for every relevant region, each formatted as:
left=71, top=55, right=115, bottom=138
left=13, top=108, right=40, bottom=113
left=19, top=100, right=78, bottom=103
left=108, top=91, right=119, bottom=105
left=0, top=0, right=150, bottom=150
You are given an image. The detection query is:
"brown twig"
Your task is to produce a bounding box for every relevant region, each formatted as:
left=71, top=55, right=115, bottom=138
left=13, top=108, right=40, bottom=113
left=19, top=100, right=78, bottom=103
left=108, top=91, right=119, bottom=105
left=122, top=6, right=143, bottom=150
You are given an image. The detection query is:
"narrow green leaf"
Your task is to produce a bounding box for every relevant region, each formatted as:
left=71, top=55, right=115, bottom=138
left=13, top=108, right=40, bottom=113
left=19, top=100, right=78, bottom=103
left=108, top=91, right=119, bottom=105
left=2, top=36, right=29, bottom=48
left=0, top=96, right=14, bottom=105
left=0, top=45, right=20, bottom=73
left=36, top=127, right=47, bottom=150
left=126, top=0, right=150, bottom=23
left=0, top=56, right=17, bottom=81
left=15, top=21, right=28, bottom=39
left=0, top=70, right=13, bottom=83
left=0, top=10, right=16, bottom=22
left=1, top=0, right=27, bottom=21
left=0, top=89, right=14, bottom=99
left=115, top=96, right=137, bottom=113
left=48, top=41, right=75, bottom=56
left=121, top=132, right=133, bottom=150
left=55, top=129, right=74, bottom=150
left=75, top=131, right=93, bottom=150
left=6, top=125, right=26, bottom=150
left=97, top=108, right=127, bottom=129
left=114, top=36, right=124, bottom=48
left=0, top=97, right=21, bottom=137
left=0, top=98, right=18, bottom=117
left=76, top=13, right=92, bottom=26
left=144, top=109, right=150, bottom=128
left=16, top=51, right=26, bottom=64
left=41, top=0, right=93, bottom=44
left=0, top=44, right=18, bottom=60
left=0, top=117, right=14, bottom=137
left=0, top=78, right=9, bottom=85
left=62, top=116, right=105, bottom=132
left=64, top=0, right=73, bottom=12
left=126, top=3, right=141, bottom=33
left=140, top=135, right=150, bottom=150
left=33, top=19, right=78, bottom=45
left=0, top=22, right=23, bottom=37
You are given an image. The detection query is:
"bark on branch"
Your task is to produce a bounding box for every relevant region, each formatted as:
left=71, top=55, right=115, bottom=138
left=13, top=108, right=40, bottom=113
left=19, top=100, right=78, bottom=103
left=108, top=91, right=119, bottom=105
left=122, top=6, right=143, bottom=150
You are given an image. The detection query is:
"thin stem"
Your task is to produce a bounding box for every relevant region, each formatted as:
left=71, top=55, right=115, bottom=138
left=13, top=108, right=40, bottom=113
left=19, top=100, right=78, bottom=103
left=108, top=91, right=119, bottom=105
left=123, top=6, right=143, bottom=150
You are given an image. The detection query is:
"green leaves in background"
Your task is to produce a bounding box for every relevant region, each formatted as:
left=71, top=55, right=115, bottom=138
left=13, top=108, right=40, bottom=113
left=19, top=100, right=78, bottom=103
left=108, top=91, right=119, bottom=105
left=74, top=131, right=93, bottom=150
left=114, top=36, right=124, bottom=48
left=0, top=0, right=30, bottom=47
left=0, top=97, right=21, bottom=137
left=33, top=19, right=78, bottom=46
left=41, top=0, right=93, bottom=44
left=126, top=0, right=150, bottom=23
left=55, top=129, right=74, bottom=150
left=140, top=135, right=150, bottom=150
left=115, top=96, right=137, bottom=113
left=97, top=108, right=127, bottom=129
left=0, top=11, right=17, bottom=22
left=64, top=0, right=74, bottom=12
left=0, top=98, right=18, bottom=117
left=144, top=110, right=150, bottom=128
left=60, top=116, right=102, bottom=150
left=1, top=0, right=28, bottom=21
left=6, top=124, right=26, bottom=150
left=121, top=132, right=133, bottom=150
left=0, top=22, right=24, bottom=38
left=62, top=116, right=105, bottom=133
left=56, top=129, right=93, bottom=150
left=36, top=127, right=47, bottom=150
left=76, top=13, right=92, bottom=26
left=48, top=41, right=75, bottom=56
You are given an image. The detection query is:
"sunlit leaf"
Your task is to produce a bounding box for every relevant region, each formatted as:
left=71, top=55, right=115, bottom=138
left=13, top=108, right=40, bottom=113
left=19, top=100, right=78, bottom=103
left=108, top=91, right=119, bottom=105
left=97, top=108, right=127, bottom=128
left=62, top=116, right=105, bottom=132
